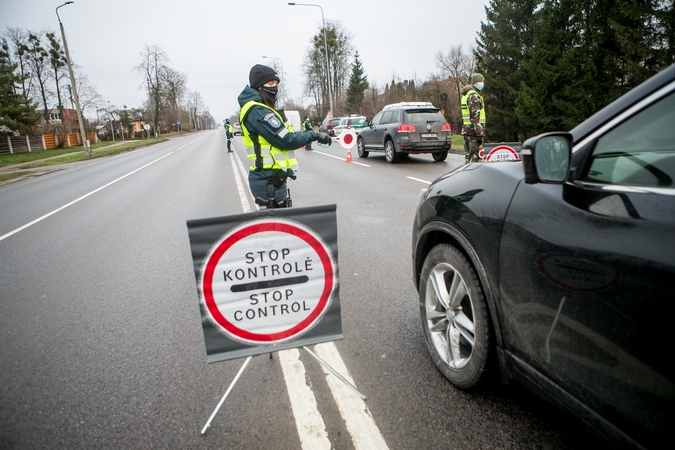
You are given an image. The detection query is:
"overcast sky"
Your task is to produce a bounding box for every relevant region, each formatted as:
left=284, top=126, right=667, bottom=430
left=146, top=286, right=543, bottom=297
left=2, top=0, right=489, bottom=122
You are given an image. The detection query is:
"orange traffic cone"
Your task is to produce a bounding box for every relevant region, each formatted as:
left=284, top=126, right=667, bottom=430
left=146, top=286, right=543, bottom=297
left=346, top=148, right=353, bottom=163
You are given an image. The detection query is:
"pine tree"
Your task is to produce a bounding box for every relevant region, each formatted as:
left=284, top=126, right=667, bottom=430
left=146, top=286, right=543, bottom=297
left=1, top=39, right=39, bottom=136
left=346, top=52, right=368, bottom=113
left=475, top=0, right=538, bottom=142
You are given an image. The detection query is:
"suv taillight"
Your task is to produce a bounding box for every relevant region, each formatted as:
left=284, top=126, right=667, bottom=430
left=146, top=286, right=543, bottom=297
left=441, top=123, right=451, bottom=131
left=398, top=124, right=416, bottom=132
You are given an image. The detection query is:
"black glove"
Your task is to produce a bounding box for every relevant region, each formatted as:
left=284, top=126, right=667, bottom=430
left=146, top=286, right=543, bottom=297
left=317, top=132, right=332, bottom=146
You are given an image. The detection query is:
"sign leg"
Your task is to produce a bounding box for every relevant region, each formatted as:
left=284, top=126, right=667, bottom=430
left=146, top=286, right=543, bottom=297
left=201, top=355, right=254, bottom=434
left=303, top=346, right=367, bottom=400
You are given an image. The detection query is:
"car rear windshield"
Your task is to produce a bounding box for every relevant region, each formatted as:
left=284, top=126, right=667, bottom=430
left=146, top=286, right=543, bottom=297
left=405, top=111, right=444, bottom=123
left=346, top=118, right=367, bottom=126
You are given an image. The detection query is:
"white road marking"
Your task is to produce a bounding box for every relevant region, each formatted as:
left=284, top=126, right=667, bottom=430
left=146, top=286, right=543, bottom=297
left=228, top=145, right=388, bottom=450
left=0, top=152, right=173, bottom=242
left=406, top=176, right=431, bottom=184
left=313, top=150, right=371, bottom=167
left=229, top=145, right=251, bottom=212
left=278, top=349, right=332, bottom=450
left=316, top=342, right=390, bottom=450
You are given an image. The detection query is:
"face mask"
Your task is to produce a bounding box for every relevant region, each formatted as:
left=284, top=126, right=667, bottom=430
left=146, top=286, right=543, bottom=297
left=476, top=82, right=485, bottom=91
left=261, top=85, right=278, bottom=99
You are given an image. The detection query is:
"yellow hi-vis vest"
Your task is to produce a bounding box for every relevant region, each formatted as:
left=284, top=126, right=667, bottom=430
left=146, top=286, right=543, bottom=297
left=239, top=101, right=298, bottom=172
left=461, top=89, right=486, bottom=127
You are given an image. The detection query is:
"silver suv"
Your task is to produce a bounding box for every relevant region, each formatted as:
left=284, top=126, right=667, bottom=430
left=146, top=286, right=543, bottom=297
left=357, top=102, right=452, bottom=163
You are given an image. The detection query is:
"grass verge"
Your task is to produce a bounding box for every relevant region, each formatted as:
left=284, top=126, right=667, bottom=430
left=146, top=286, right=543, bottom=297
left=19, top=138, right=168, bottom=169
left=0, top=171, right=29, bottom=182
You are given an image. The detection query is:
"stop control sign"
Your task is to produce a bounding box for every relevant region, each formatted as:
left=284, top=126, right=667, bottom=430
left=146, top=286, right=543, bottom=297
left=199, top=218, right=338, bottom=346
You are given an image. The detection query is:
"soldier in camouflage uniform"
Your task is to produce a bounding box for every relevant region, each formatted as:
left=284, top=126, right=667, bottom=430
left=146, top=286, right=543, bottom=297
left=460, top=73, right=486, bottom=164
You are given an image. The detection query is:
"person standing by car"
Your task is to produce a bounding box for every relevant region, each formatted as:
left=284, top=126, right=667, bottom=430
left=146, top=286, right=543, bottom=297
left=303, top=116, right=313, bottom=150
left=237, top=64, right=331, bottom=207
left=224, top=118, right=234, bottom=152
left=460, top=73, right=486, bottom=164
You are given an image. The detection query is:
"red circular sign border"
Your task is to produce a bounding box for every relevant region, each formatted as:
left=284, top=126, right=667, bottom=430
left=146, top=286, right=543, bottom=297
left=485, top=145, right=519, bottom=161
left=201, top=220, right=336, bottom=343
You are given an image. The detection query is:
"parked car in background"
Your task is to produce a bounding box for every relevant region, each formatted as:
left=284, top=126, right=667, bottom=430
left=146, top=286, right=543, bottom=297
left=319, top=118, right=341, bottom=137
left=412, top=64, right=675, bottom=448
left=333, top=115, right=368, bottom=136
left=232, top=122, right=242, bottom=135
left=357, top=102, right=452, bottom=163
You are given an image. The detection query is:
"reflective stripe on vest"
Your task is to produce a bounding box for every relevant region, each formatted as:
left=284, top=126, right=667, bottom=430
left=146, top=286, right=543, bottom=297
left=239, top=101, right=299, bottom=172
left=461, top=89, right=486, bottom=127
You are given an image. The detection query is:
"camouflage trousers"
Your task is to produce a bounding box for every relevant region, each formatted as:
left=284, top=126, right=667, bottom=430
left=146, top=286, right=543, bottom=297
left=464, top=136, right=484, bottom=164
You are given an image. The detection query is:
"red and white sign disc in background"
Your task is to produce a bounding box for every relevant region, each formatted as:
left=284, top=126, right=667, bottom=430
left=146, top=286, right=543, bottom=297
left=199, top=218, right=338, bottom=346
left=336, top=127, right=357, bottom=149
left=484, top=145, right=520, bottom=162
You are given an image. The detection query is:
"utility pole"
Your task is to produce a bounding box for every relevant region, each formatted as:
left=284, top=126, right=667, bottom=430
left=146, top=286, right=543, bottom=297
left=56, top=2, right=90, bottom=157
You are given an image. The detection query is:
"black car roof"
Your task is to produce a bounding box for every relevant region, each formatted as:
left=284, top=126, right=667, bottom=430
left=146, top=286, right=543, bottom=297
left=570, top=64, right=675, bottom=143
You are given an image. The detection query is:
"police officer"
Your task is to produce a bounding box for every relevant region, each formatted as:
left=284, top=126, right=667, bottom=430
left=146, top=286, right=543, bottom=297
left=224, top=118, right=234, bottom=152
left=237, top=64, right=331, bottom=208
left=460, top=73, right=486, bottom=164
left=303, top=116, right=313, bottom=150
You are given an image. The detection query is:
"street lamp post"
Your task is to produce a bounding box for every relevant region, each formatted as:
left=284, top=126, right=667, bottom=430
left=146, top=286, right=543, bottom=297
left=262, top=55, right=284, bottom=105
left=288, top=2, right=334, bottom=116
left=56, top=2, right=90, bottom=158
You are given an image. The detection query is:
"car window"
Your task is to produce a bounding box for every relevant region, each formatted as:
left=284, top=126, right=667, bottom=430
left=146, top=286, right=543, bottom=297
left=406, top=111, right=444, bottom=123
left=371, top=112, right=383, bottom=126
left=382, top=110, right=400, bottom=124
left=381, top=111, right=394, bottom=124
left=582, top=91, right=675, bottom=188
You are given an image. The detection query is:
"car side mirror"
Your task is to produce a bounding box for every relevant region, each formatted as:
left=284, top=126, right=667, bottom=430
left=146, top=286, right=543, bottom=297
left=521, top=132, right=572, bottom=184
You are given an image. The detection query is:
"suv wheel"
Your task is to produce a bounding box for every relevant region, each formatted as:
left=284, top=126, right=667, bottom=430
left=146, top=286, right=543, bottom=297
left=384, top=140, right=399, bottom=163
left=357, top=137, right=368, bottom=158
left=419, top=244, right=495, bottom=389
left=432, top=150, right=448, bottom=162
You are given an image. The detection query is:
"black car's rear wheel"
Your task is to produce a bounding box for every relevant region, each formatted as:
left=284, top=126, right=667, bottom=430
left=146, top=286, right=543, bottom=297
left=357, top=137, right=368, bottom=158
left=419, top=244, right=494, bottom=389
left=385, top=140, right=399, bottom=163
left=432, top=150, right=448, bottom=162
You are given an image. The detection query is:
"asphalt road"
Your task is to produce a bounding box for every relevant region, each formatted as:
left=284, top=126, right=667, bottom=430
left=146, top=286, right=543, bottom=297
left=0, top=131, right=601, bottom=448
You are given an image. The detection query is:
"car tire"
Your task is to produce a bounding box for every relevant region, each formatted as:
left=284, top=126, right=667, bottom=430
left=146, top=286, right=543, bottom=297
left=419, top=244, right=495, bottom=389
left=432, top=150, right=448, bottom=162
left=357, top=137, right=369, bottom=158
left=384, top=140, right=399, bottom=163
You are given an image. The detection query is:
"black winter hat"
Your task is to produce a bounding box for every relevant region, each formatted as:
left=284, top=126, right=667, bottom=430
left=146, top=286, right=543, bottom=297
left=249, top=64, right=280, bottom=90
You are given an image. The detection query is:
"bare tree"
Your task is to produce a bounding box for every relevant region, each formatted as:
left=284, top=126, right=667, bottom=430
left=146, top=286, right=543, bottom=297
left=74, top=73, right=103, bottom=119
left=135, top=44, right=169, bottom=135
left=162, top=67, right=187, bottom=129
left=25, top=32, right=52, bottom=123
left=186, top=90, right=203, bottom=131
left=302, top=20, right=354, bottom=116
left=3, top=27, right=31, bottom=99
left=436, top=43, right=474, bottom=102
left=46, top=32, right=67, bottom=130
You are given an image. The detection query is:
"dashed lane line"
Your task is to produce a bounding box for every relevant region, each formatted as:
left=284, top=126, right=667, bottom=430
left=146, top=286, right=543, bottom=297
left=406, top=176, right=432, bottom=184
left=312, top=150, right=371, bottom=167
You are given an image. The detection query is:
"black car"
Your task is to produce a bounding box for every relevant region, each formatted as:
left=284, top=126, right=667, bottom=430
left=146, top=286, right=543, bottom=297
left=412, top=64, right=675, bottom=448
left=319, top=118, right=341, bottom=137
left=357, top=102, right=452, bottom=163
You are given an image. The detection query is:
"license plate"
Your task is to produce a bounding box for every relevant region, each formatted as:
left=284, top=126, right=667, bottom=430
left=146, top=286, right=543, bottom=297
left=420, top=133, right=437, bottom=138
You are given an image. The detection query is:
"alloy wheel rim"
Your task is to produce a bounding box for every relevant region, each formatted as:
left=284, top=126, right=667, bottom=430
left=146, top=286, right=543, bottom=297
left=425, top=262, right=476, bottom=369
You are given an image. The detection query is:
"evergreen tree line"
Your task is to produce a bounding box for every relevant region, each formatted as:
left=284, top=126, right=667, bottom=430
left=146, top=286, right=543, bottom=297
left=476, top=0, right=675, bottom=142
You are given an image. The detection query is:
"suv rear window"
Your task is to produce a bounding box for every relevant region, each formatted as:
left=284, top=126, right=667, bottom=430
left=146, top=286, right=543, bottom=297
left=405, top=111, right=445, bottom=123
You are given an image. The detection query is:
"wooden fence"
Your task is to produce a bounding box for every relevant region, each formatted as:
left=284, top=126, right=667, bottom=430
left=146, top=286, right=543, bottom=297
left=0, top=133, right=98, bottom=154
